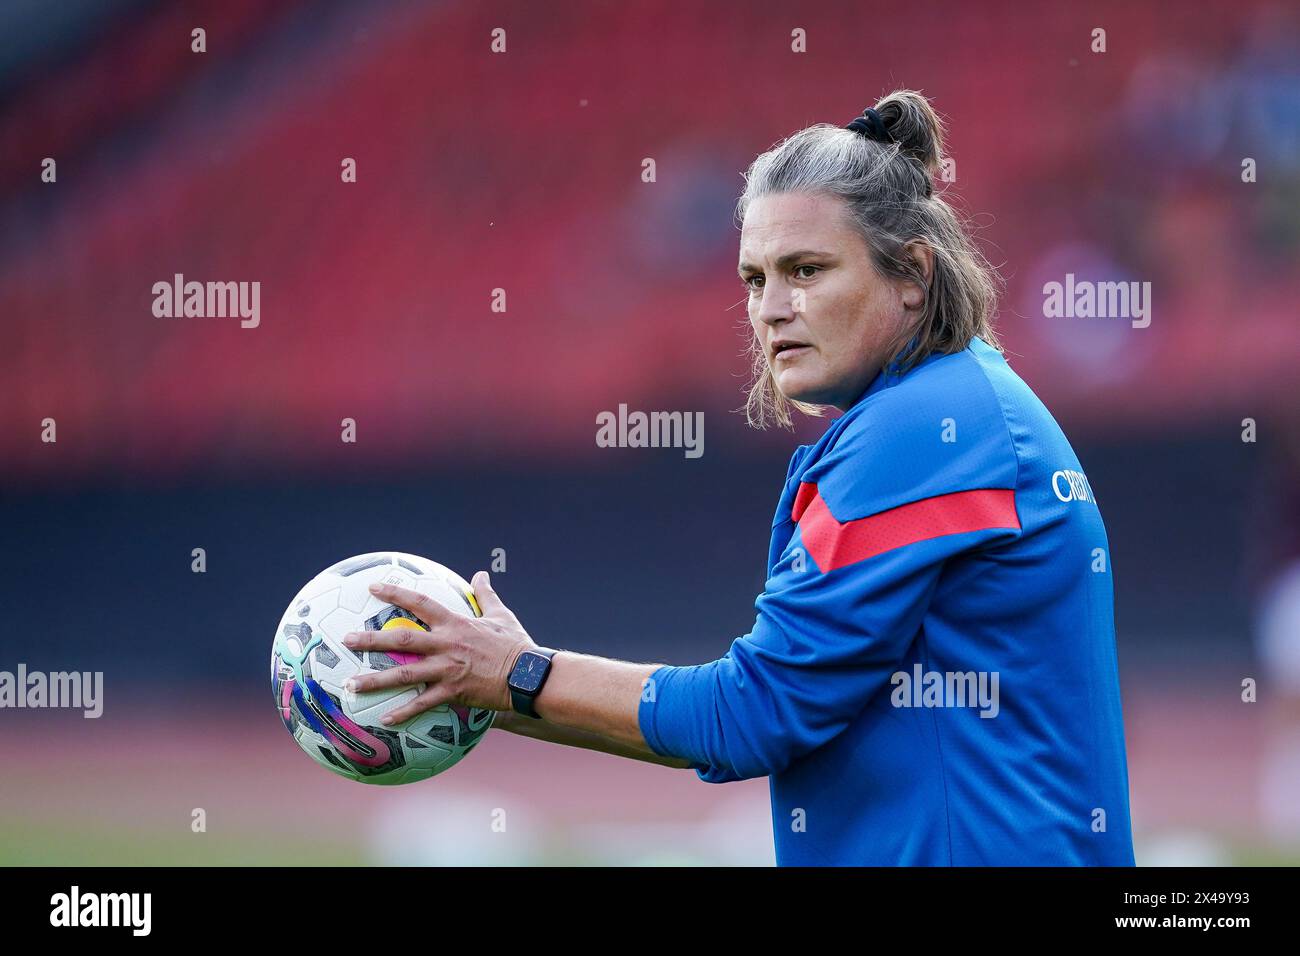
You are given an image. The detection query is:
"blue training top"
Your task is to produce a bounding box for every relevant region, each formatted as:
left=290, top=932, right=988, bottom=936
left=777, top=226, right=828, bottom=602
left=638, top=337, right=1134, bottom=865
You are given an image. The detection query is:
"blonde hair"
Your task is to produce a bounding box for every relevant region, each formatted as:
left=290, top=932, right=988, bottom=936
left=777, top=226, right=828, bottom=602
left=736, top=89, right=1003, bottom=428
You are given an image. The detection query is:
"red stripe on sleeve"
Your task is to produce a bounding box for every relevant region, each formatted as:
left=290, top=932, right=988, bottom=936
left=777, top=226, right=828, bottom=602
left=791, top=480, right=819, bottom=523
left=792, top=483, right=1020, bottom=572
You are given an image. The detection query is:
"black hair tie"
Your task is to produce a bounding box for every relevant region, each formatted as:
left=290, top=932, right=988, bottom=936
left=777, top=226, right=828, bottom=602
left=846, top=107, right=891, bottom=144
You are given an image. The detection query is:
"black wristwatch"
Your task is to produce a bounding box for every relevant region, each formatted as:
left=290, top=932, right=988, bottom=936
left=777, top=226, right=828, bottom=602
left=507, top=647, right=557, bottom=718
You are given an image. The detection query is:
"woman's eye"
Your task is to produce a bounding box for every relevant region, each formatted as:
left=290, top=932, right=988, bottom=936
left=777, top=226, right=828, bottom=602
left=794, top=265, right=820, bottom=279
left=742, top=275, right=764, bottom=290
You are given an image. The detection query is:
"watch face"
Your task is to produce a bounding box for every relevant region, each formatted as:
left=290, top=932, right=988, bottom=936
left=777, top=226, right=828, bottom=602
left=509, top=652, right=549, bottom=693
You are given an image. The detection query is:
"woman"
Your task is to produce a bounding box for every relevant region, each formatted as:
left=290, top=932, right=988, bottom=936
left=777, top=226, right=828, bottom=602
left=342, top=90, right=1135, bottom=866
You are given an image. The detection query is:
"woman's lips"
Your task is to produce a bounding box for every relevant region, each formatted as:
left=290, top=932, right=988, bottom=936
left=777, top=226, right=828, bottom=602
left=773, top=344, right=811, bottom=362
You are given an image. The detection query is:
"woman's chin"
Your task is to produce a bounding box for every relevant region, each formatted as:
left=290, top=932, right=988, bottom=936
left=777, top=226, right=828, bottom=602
left=775, top=375, right=829, bottom=406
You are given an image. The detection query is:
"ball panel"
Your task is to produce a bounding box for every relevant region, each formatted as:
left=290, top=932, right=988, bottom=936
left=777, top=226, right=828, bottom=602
left=315, top=606, right=365, bottom=643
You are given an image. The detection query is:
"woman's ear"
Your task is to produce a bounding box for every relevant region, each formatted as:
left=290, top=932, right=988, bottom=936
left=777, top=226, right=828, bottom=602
left=900, top=241, right=934, bottom=310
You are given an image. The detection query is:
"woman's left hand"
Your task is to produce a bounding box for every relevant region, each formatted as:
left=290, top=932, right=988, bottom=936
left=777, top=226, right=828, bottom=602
left=341, top=571, right=535, bottom=722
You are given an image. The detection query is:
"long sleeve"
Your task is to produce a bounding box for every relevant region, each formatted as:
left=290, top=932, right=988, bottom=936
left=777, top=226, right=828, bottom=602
left=639, top=373, right=1022, bottom=782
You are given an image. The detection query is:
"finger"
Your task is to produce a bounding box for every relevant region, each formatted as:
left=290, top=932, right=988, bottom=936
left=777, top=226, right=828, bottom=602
left=342, top=627, right=438, bottom=655
left=344, top=658, right=436, bottom=694
left=368, top=582, right=455, bottom=627
left=380, top=684, right=455, bottom=725
left=470, top=570, right=512, bottom=619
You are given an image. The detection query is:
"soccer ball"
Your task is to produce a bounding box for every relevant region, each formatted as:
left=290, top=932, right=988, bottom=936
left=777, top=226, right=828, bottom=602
left=270, top=551, right=495, bottom=785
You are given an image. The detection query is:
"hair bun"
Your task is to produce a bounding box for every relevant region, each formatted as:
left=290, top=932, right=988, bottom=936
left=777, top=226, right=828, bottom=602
left=871, top=89, right=945, bottom=174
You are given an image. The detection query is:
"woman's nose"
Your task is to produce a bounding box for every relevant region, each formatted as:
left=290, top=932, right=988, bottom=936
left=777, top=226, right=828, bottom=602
left=756, top=283, right=796, bottom=325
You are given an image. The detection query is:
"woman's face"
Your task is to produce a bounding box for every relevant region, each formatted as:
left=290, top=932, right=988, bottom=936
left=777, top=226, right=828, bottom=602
left=739, top=191, right=921, bottom=411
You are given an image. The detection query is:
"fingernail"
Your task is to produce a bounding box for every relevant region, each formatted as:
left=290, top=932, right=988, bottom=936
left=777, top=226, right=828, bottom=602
left=342, top=633, right=358, bottom=646
left=380, top=715, right=394, bottom=725
left=368, top=582, right=384, bottom=594
left=343, top=679, right=358, bottom=692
